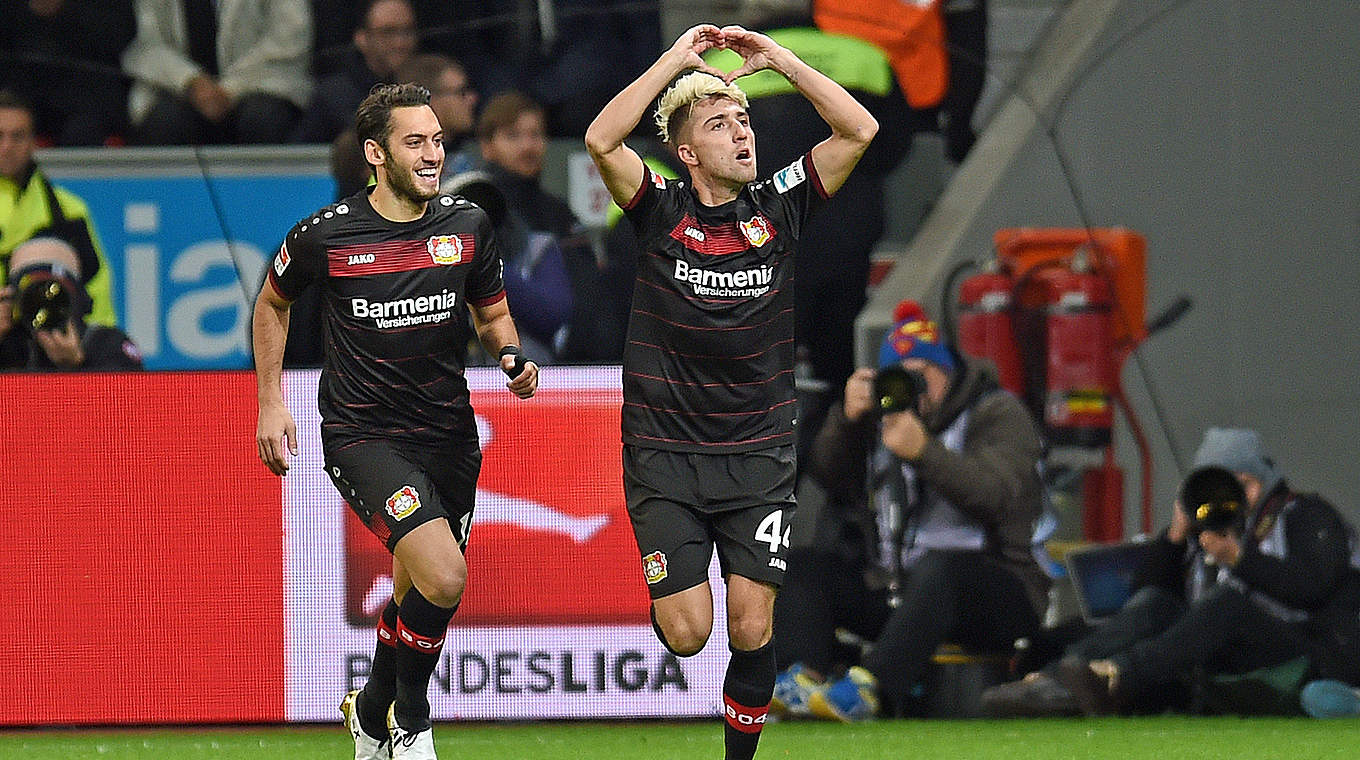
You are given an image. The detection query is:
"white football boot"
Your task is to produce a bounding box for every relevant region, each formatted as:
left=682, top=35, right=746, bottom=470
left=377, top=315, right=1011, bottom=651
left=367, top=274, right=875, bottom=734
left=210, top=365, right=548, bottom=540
left=387, top=703, right=438, bottom=760
left=339, top=690, right=391, bottom=760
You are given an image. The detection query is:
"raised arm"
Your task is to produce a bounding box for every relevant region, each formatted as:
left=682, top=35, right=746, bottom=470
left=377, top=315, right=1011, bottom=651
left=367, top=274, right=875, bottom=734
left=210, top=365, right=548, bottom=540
left=720, top=26, right=878, bottom=196
left=584, top=25, right=725, bottom=205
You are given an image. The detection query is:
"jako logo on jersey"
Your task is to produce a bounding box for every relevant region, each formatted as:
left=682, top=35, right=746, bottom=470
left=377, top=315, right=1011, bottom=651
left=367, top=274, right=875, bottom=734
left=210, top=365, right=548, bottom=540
left=642, top=550, right=668, bottom=584
left=683, top=226, right=705, bottom=242
left=274, top=242, right=291, bottom=276
left=347, top=253, right=375, bottom=266
left=772, top=159, right=807, bottom=194
left=428, top=234, right=464, bottom=265
left=386, top=485, right=421, bottom=521
left=673, top=259, right=773, bottom=298
left=739, top=215, right=772, bottom=247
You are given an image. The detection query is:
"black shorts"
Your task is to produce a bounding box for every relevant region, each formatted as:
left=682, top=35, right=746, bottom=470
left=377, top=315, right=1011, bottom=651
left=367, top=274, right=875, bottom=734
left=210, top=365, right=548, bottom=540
left=324, top=438, right=482, bottom=552
left=622, top=444, right=796, bottom=599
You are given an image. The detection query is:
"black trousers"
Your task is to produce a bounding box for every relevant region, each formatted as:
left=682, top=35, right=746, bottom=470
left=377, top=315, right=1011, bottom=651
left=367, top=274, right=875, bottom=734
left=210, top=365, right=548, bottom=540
left=1112, top=584, right=1315, bottom=700
left=775, top=548, right=1040, bottom=709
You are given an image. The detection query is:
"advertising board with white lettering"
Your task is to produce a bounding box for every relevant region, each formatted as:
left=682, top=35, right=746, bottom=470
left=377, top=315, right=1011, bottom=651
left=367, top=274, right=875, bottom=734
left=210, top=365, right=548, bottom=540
left=53, top=174, right=333, bottom=370
left=282, top=366, right=730, bottom=721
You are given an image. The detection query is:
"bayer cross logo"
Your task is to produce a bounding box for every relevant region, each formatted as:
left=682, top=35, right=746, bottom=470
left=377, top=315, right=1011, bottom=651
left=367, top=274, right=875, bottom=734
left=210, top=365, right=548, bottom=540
left=385, top=485, right=421, bottom=521
left=427, top=234, right=463, bottom=265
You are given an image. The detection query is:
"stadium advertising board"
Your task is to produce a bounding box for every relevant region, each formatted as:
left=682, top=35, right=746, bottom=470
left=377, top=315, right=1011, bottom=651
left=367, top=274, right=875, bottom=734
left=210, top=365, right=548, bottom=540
left=52, top=172, right=333, bottom=371
left=1, top=368, right=727, bottom=725
left=282, top=366, right=729, bottom=721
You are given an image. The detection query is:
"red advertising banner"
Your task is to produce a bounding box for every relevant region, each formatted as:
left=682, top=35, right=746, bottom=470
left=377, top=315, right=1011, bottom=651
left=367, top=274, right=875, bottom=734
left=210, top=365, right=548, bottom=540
left=0, top=372, right=285, bottom=725
left=341, top=382, right=650, bottom=628
left=2, top=368, right=726, bottom=726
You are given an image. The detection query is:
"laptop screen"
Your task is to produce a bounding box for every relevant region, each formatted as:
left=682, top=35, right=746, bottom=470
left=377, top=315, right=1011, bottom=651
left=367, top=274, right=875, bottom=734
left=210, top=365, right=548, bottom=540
left=1065, top=542, right=1159, bottom=623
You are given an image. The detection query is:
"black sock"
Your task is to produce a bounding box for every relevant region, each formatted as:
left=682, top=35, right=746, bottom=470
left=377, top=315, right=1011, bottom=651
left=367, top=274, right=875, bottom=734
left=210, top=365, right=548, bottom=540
left=723, top=641, right=775, bottom=760
left=394, top=589, right=457, bottom=731
left=356, top=598, right=399, bottom=740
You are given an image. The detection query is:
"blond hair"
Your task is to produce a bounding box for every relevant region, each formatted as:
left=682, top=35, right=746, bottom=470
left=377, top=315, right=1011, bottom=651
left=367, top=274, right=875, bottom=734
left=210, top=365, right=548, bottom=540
left=654, top=72, right=749, bottom=145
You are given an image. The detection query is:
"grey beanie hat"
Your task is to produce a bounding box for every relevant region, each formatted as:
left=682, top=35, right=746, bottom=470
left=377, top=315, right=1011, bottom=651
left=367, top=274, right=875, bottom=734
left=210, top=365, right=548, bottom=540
left=1192, top=427, right=1284, bottom=495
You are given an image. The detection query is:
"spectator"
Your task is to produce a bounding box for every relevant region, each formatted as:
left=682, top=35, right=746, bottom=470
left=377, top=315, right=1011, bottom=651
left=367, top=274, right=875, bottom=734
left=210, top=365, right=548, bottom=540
left=983, top=428, right=1360, bottom=717
left=0, top=91, right=119, bottom=331
left=0, top=0, right=136, bottom=146
left=294, top=0, right=417, bottom=144
left=772, top=301, right=1049, bottom=721
left=327, top=50, right=472, bottom=201
left=121, top=0, right=312, bottom=145
left=476, top=90, right=605, bottom=362
left=395, top=53, right=479, bottom=179
left=0, top=237, right=142, bottom=371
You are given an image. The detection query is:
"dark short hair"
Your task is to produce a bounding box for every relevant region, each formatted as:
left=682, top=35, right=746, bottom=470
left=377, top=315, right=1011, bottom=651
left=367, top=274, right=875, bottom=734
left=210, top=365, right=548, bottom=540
left=0, top=90, right=36, bottom=121
left=358, top=0, right=413, bottom=30
left=475, top=91, right=542, bottom=143
left=395, top=53, right=466, bottom=92
left=354, top=82, right=431, bottom=149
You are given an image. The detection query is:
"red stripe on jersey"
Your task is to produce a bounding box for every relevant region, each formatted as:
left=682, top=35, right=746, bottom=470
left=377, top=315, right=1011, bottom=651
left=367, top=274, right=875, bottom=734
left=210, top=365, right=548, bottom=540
left=667, top=214, right=773, bottom=255
left=628, top=431, right=793, bottom=447
left=396, top=620, right=446, bottom=652
left=625, top=369, right=793, bottom=389
left=469, top=289, right=507, bottom=308
left=326, top=235, right=477, bottom=277
left=628, top=337, right=794, bottom=362
left=624, top=398, right=796, bottom=417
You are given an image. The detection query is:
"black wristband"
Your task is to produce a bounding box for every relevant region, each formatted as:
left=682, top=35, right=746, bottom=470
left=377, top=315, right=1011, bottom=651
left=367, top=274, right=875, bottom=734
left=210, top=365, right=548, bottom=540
left=498, top=345, right=528, bottom=378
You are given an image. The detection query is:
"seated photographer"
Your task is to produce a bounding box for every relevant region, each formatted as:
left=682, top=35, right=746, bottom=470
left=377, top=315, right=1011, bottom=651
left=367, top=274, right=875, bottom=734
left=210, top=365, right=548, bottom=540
left=771, top=301, right=1049, bottom=721
left=0, top=238, right=142, bottom=371
left=983, top=427, right=1360, bottom=717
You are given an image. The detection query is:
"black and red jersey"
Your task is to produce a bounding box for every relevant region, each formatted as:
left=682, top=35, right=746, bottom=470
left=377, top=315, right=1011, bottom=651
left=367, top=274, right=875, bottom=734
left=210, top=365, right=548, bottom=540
left=268, top=189, right=506, bottom=447
left=620, top=154, right=828, bottom=453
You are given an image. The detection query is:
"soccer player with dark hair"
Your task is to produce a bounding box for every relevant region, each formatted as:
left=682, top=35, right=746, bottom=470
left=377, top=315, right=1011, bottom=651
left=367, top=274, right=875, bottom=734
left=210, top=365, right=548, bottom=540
left=584, top=24, right=876, bottom=759
left=254, top=82, right=538, bottom=760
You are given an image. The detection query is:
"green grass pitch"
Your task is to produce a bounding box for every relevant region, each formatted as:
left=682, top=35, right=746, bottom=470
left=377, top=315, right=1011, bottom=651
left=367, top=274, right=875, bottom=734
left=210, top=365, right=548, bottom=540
left=3, top=717, right=1359, bottom=760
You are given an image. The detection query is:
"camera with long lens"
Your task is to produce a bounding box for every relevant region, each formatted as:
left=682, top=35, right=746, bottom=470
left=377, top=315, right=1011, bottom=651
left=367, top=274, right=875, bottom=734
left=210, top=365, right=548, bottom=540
left=1180, top=465, right=1246, bottom=538
left=9, top=263, right=77, bottom=333
left=874, top=366, right=928, bottom=414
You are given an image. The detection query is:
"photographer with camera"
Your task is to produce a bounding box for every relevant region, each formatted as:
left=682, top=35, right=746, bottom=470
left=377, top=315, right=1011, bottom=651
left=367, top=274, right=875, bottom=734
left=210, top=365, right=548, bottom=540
left=983, top=427, right=1360, bottom=716
left=0, top=237, right=141, bottom=371
left=1, top=91, right=118, bottom=331
left=771, top=300, right=1048, bottom=721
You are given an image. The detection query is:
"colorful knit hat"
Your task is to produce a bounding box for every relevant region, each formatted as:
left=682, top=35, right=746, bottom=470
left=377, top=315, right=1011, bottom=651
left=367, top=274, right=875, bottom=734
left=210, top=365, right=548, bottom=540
left=878, top=300, right=955, bottom=371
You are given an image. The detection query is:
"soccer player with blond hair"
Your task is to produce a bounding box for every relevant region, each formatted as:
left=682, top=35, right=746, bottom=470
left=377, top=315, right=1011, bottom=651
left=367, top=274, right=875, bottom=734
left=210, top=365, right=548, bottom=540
left=585, top=24, right=877, bottom=759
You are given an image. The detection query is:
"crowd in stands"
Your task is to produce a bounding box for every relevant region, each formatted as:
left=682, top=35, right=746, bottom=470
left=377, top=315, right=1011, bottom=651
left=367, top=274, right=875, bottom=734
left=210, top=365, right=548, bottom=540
left=0, top=0, right=988, bottom=370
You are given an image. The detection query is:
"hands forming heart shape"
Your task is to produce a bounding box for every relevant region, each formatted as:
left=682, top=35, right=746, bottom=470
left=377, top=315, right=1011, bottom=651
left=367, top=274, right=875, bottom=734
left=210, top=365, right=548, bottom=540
left=676, top=24, right=778, bottom=84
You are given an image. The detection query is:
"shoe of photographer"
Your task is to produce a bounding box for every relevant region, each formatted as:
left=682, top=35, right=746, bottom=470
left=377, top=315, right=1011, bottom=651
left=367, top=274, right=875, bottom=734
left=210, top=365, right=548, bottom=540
left=980, top=671, right=1079, bottom=717
left=807, top=666, right=880, bottom=722
left=771, top=662, right=823, bottom=719
left=1056, top=657, right=1121, bottom=716
left=1300, top=679, right=1360, bottom=719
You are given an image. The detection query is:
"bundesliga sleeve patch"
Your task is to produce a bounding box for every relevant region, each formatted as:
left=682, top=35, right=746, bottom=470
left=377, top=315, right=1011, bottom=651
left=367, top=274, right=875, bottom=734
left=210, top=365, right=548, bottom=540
left=772, top=159, right=806, bottom=194
left=385, top=485, right=421, bottom=521
left=274, top=241, right=291, bottom=276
